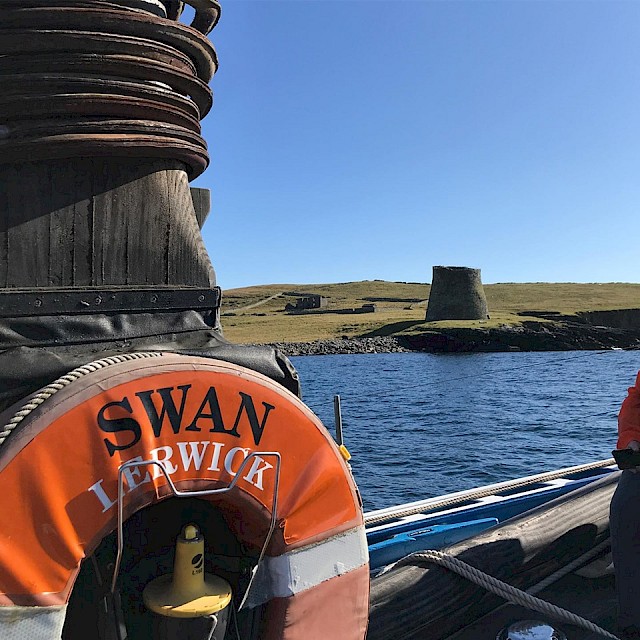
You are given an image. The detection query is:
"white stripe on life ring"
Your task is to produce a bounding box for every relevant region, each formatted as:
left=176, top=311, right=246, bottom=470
left=0, top=605, right=66, bottom=640
left=0, top=528, right=368, bottom=637
left=244, top=526, right=369, bottom=609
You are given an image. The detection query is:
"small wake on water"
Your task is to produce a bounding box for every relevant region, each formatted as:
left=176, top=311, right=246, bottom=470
left=291, top=350, right=639, bottom=510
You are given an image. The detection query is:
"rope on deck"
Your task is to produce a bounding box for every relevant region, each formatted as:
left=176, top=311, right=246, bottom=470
left=396, top=545, right=619, bottom=640
left=0, top=352, right=165, bottom=446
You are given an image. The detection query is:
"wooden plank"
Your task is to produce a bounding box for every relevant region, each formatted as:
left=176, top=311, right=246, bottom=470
left=72, top=160, right=94, bottom=286
left=4, top=162, right=49, bottom=288
left=48, top=160, right=75, bottom=287
left=131, top=159, right=170, bottom=284
left=166, top=165, right=215, bottom=287
left=0, top=157, right=215, bottom=288
left=0, top=165, right=10, bottom=288
left=190, top=187, right=211, bottom=229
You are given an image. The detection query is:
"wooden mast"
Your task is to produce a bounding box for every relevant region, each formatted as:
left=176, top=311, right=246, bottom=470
left=0, top=1, right=220, bottom=290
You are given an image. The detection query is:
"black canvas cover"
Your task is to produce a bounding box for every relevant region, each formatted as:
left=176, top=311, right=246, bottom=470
left=0, top=309, right=299, bottom=412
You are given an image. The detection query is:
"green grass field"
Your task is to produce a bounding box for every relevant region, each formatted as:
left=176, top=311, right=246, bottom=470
left=219, top=281, right=640, bottom=344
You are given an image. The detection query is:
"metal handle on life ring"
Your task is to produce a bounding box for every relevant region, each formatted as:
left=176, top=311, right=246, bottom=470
left=111, top=452, right=282, bottom=610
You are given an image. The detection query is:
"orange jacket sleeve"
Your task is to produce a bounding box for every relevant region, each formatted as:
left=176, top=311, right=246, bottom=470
left=617, top=371, right=640, bottom=449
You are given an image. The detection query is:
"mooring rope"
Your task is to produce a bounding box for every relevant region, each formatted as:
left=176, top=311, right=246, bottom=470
left=393, top=545, right=619, bottom=640
left=526, top=537, right=612, bottom=595
left=0, top=352, right=165, bottom=447
left=364, top=457, right=616, bottom=526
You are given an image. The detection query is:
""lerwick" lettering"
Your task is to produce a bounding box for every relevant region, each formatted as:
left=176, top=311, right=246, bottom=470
left=87, top=440, right=274, bottom=512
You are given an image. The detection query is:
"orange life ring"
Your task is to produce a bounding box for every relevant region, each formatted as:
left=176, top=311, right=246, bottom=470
left=0, top=354, right=369, bottom=639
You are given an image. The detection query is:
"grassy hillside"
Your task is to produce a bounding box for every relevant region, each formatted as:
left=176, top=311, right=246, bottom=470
left=219, top=281, right=640, bottom=344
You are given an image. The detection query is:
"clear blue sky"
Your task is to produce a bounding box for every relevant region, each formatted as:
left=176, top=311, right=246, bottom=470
left=190, top=0, right=640, bottom=290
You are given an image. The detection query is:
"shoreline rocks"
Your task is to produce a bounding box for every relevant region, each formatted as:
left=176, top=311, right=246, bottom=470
left=265, top=336, right=409, bottom=356
left=259, top=321, right=640, bottom=356
left=404, top=321, right=640, bottom=353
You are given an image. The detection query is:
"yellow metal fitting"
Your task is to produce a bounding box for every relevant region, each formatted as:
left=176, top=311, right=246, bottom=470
left=339, top=444, right=352, bottom=461
left=143, top=523, right=232, bottom=618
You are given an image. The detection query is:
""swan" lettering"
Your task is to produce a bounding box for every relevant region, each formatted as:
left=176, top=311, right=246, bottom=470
left=97, top=385, right=276, bottom=456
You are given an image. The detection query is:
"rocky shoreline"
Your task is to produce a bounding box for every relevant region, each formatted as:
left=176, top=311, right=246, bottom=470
left=266, top=336, right=410, bottom=356
left=264, top=321, right=640, bottom=356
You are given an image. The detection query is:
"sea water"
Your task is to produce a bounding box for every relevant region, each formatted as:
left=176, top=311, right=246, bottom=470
left=291, top=350, right=640, bottom=511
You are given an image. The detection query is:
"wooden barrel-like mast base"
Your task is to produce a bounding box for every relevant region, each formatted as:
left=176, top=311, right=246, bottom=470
left=0, top=158, right=215, bottom=289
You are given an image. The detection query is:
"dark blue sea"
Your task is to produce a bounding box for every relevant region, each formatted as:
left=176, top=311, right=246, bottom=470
left=290, top=350, right=640, bottom=512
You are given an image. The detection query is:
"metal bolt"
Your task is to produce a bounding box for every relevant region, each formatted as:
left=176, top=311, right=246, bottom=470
left=151, top=295, right=158, bottom=303
left=198, top=295, right=206, bottom=302
left=34, top=299, right=42, bottom=307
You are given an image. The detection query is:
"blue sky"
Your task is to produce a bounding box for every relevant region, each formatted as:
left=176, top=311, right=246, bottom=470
left=191, top=1, right=640, bottom=290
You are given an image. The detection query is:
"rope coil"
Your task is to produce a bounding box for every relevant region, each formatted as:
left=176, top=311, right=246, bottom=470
left=0, top=1, right=220, bottom=177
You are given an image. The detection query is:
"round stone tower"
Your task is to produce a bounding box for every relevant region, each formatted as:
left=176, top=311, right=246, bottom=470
left=425, top=266, right=489, bottom=321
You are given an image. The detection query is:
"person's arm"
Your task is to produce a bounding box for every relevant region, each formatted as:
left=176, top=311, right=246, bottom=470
left=617, top=371, right=640, bottom=450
